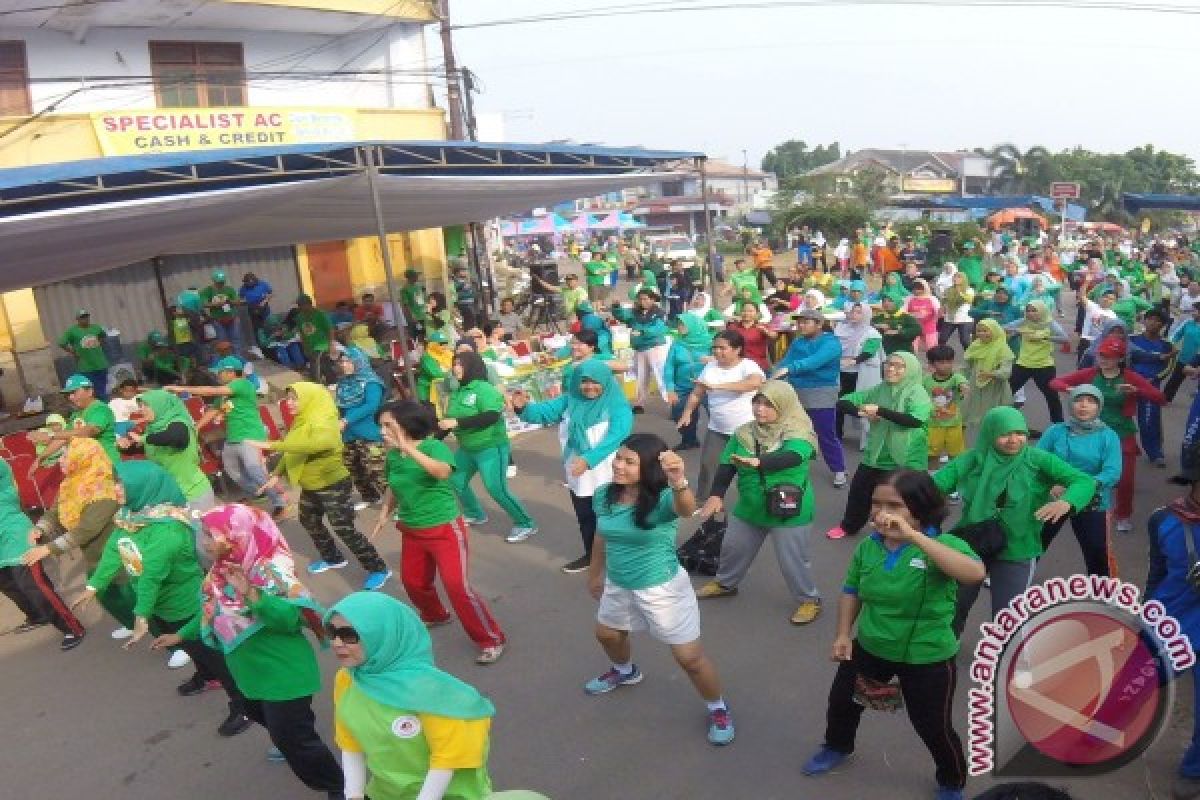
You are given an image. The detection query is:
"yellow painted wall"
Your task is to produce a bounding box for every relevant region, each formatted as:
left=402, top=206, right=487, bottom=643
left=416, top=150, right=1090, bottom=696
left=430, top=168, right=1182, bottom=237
left=218, top=0, right=435, bottom=21
left=340, top=229, right=448, bottom=299
left=2, top=291, right=48, bottom=351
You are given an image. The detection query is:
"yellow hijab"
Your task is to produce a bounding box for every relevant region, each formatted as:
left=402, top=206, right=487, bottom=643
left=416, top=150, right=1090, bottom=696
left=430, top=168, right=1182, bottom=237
left=963, top=319, right=1014, bottom=386
left=279, top=382, right=342, bottom=486
left=58, top=438, right=118, bottom=529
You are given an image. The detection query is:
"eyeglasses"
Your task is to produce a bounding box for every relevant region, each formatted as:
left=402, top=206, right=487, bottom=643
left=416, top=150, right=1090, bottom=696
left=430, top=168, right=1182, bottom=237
left=325, top=623, right=360, bottom=645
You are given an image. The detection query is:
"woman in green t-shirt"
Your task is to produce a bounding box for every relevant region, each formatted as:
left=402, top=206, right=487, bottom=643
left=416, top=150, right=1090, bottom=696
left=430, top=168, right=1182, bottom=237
left=803, top=469, right=984, bottom=797
left=374, top=401, right=506, bottom=665
left=130, top=389, right=216, bottom=521
left=327, top=591, right=496, bottom=800
left=439, top=352, right=537, bottom=543
left=695, top=380, right=823, bottom=625
left=584, top=432, right=734, bottom=747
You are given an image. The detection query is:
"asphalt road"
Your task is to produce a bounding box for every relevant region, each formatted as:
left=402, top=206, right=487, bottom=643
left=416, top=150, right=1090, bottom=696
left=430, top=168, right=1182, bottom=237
left=0, top=306, right=1193, bottom=800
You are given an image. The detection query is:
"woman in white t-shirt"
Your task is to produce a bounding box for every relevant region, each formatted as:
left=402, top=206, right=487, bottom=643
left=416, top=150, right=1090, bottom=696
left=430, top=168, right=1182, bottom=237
left=677, top=329, right=766, bottom=500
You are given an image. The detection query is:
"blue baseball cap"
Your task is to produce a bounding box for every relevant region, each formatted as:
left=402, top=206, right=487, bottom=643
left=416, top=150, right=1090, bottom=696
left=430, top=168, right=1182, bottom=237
left=62, top=374, right=93, bottom=392
left=215, top=356, right=244, bottom=373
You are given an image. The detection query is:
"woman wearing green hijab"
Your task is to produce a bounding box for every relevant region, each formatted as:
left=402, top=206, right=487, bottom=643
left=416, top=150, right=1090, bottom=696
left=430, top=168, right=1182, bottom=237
left=76, top=460, right=253, bottom=737
left=248, top=382, right=390, bottom=591
left=327, top=592, right=496, bottom=800
left=663, top=312, right=713, bottom=450
left=695, top=381, right=824, bottom=625
left=1002, top=300, right=1068, bottom=424
left=960, top=319, right=1014, bottom=431
left=131, top=389, right=216, bottom=526
left=880, top=271, right=911, bottom=307
left=934, top=406, right=1096, bottom=636
left=828, top=351, right=932, bottom=541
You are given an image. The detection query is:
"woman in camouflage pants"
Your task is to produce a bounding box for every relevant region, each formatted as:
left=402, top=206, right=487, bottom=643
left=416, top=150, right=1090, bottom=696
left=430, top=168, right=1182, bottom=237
left=334, top=346, right=388, bottom=508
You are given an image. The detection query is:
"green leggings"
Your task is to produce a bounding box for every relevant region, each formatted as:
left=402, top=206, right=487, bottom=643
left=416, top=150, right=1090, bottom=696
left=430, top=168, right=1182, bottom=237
left=452, top=444, right=534, bottom=528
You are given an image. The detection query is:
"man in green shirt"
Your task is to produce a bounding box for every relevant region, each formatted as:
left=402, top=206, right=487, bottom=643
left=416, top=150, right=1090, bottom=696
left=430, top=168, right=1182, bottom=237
left=58, top=309, right=110, bottom=400
left=200, top=270, right=243, bottom=355
left=137, top=331, right=181, bottom=385
left=400, top=269, right=427, bottom=341
left=294, top=294, right=333, bottom=383
left=29, top=374, right=120, bottom=464
left=165, top=356, right=286, bottom=516
left=584, top=250, right=612, bottom=304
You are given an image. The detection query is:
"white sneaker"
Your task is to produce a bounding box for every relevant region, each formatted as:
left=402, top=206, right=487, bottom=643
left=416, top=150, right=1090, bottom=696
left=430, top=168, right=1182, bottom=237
left=506, top=465, right=518, bottom=478
left=1116, top=518, right=1133, bottom=533
left=505, top=526, right=538, bottom=543
left=939, top=454, right=949, bottom=464
left=167, top=649, right=192, bottom=669
left=832, top=472, right=847, bottom=489
left=110, top=626, right=133, bottom=640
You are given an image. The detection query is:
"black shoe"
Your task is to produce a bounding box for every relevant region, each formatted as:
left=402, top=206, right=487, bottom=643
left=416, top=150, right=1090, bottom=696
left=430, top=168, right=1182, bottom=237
left=60, top=632, right=85, bottom=651
left=218, top=711, right=253, bottom=737
left=15, top=620, right=49, bottom=634
left=177, top=673, right=208, bottom=696
left=561, top=555, right=591, bottom=574
left=675, top=441, right=700, bottom=451
left=632, top=405, right=645, bottom=414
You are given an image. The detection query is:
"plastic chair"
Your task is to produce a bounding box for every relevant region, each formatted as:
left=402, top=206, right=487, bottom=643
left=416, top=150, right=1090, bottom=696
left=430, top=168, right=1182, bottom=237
left=278, top=399, right=296, bottom=431
left=258, top=405, right=282, bottom=441
left=183, top=396, right=207, bottom=422
left=2, top=431, right=36, bottom=458
left=8, top=454, right=57, bottom=512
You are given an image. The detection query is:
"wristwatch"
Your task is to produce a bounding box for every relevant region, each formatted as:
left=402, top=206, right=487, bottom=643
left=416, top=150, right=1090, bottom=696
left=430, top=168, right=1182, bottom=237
left=670, top=479, right=691, bottom=492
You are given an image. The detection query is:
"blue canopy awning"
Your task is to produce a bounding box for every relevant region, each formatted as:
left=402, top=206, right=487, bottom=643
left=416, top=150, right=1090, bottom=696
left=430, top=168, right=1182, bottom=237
left=1123, top=193, right=1200, bottom=213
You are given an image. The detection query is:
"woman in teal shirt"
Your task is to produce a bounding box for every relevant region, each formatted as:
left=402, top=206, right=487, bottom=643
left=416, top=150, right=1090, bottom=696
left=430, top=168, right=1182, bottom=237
left=803, top=469, right=984, bottom=799
left=583, top=432, right=734, bottom=747
left=612, top=288, right=670, bottom=413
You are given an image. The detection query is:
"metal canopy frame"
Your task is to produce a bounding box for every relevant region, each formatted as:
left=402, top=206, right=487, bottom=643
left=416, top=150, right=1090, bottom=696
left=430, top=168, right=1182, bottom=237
left=0, top=140, right=700, bottom=216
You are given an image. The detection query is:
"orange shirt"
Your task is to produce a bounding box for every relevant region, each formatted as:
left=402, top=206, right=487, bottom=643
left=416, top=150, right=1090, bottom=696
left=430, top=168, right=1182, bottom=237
left=752, top=246, right=774, bottom=269
left=852, top=242, right=869, bottom=267
left=880, top=247, right=902, bottom=274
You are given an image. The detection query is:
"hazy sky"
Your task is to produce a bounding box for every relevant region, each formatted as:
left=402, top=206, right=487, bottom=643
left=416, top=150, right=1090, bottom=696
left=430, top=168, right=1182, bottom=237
left=450, top=0, right=1200, bottom=170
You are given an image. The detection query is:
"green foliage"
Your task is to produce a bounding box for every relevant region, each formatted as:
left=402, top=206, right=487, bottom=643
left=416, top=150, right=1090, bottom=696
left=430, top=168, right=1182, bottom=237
left=761, top=140, right=841, bottom=181
left=774, top=199, right=870, bottom=240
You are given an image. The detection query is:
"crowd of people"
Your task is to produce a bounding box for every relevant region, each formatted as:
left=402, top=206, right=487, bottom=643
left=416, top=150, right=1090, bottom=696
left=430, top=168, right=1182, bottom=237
left=7, top=225, right=1200, bottom=800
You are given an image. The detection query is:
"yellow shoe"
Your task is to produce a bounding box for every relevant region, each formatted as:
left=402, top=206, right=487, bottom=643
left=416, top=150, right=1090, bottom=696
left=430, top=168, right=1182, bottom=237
left=790, top=601, right=822, bottom=625
left=696, top=581, right=738, bottom=599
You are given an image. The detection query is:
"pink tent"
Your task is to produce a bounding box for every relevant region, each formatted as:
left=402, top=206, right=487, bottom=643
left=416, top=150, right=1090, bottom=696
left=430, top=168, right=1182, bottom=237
left=571, top=214, right=597, bottom=231
left=593, top=211, right=621, bottom=229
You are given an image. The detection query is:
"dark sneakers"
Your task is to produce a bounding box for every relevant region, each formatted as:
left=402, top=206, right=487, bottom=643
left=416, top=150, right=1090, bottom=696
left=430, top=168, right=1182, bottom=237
left=177, top=674, right=208, bottom=696
left=15, top=620, right=49, bottom=634
left=561, top=555, right=591, bottom=574
left=59, top=632, right=85, bottom=651
left=218, top=710, right=253, bottom=737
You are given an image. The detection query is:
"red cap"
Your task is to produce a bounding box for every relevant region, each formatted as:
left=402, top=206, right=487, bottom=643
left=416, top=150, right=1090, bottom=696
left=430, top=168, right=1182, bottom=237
left=1097, top=336, right=1127, bottom=359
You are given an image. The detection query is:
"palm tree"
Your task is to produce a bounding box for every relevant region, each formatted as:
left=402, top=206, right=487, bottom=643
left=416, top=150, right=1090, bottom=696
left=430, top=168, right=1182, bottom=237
left=975, top=143, right=1050, bottom=193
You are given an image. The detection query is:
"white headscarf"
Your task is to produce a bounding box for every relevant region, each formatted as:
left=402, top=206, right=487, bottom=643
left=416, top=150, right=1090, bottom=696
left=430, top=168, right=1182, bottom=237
left=833, top=302, right=881, bottom=357
left=934, top=262, right=958, bottom=296
left=688, top=291, right=712, bottom=316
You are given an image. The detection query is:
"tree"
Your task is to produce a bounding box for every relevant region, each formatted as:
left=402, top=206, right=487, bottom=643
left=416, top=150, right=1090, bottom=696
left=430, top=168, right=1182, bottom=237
left=850, top=165, right=892, bottom=209
left=761, top=140, right=841, bottom=181
left=975, top=143, right=1050, bottom=193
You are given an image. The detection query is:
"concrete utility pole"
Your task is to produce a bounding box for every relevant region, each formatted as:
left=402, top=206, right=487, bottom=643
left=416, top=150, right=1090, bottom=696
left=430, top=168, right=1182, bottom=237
left=437, top=0, right=465, bottom=139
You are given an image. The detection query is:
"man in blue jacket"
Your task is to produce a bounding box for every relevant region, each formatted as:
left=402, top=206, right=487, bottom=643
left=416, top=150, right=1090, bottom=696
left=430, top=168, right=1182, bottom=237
left=771, top=309, right=846, bottom=488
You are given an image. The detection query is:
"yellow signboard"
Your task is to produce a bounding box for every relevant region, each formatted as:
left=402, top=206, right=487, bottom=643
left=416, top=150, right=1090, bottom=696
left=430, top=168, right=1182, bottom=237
left=91, top=107, right=359, bottom=156
left=902, top=177, right=959, bottom=193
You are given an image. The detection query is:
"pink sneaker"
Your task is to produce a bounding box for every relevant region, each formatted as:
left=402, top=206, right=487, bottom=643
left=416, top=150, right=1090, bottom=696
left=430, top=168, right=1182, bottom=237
left=825, top=526, right=847, bottom=540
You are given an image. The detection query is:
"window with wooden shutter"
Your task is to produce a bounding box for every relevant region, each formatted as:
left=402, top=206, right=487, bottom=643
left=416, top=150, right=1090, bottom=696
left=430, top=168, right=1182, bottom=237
left=150, top=41, right=246, bottom=108
left=0, top=41, right=32, bottom=116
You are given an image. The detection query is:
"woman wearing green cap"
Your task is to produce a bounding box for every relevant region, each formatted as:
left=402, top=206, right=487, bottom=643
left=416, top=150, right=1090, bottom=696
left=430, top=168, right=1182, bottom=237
left=251, top=382, right=391, bottom=591
left=201, top=270, right=242, bottom=354
left=327, top=592, right=496, bottom=800
left=933, top=406, right=1096, bottom=636
left=827, top=351, right=932, bottom=542
left=128, top=390, right=216, bottom=524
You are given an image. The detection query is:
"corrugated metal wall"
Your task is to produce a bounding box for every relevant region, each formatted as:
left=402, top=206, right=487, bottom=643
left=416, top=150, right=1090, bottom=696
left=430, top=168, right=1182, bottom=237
left=34, top=246, right=301, bottom=381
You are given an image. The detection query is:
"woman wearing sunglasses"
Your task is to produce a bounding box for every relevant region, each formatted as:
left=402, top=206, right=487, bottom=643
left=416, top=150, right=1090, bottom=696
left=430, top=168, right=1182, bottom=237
left=327, top=592, right=495, bottom=800
left=152, top=503, right=343, bottom=796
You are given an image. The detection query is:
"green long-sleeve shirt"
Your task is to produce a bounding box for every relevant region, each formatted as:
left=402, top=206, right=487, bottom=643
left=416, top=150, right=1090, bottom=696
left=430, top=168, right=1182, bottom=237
left=933, top=449, right=1096, bottom=562
left=88, top=519, right=203, bottom=622
left=180, top=592, right=322, bottom=702
left=871, top=311, right=922, bottom=354
left=270, top=423, right=349, bottom=491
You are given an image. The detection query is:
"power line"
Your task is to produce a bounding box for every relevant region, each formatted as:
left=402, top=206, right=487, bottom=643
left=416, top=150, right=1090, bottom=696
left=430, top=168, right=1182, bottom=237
left=451, top=0, right=1200, bottom=30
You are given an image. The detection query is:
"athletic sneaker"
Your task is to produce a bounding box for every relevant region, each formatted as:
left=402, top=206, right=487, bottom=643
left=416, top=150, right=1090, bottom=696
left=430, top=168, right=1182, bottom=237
left=218, top=710, right=253, bottom=737
left=110, top=626, right=133, bottom=640
left=60, top=632, right=85, bottom=651
left=802, top=746, right=849, bottom=775
left=506, top=464, right=518, bottom=478
left=825, top=526, right=847, bottom=540
left=362, top=570, right=392, bottom=591
left=505, top=526, right=538, bottom=543
left=15, top=620, right=48, bottom=634
left=583, top=665, right=644, bottom=695
left=707, top=707, right=735, bottom=746
left=463, top=515, right=488, bottom=526
left=935, top=788, right=964, bottom=800
left=476, top=644, right=505, bottom=665
left=696, top=581, right=738, bottom=599
left=561, top=555, right=591, bottom=574
left=177, top=674, right=208, bottom=696
left=632, top=405, right=646, bottom=415
left=790, top=601, right=821, bottom=625
left=266, top=746, right=286, bottom=763
left=307, top=559, right=349, bottom=575
left=167, top=649, right=192, bottom=669
left=1116, top=519, right=1133, bottom=533
left=832, top=472, right=847, bottom=489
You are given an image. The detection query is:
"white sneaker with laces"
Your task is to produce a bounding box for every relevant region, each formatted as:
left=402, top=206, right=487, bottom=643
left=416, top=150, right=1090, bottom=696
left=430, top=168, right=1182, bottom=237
left=167, top=649, right=192, bottom=669
left=832, top=472, right=847, bottom=488
left=1116, top=519, right=1133, bottom=533
left=505, top=526, right=538, bottom=543
left=506, top=465, right=518, bottom=478
left=110, top=626, right=133, bottom=640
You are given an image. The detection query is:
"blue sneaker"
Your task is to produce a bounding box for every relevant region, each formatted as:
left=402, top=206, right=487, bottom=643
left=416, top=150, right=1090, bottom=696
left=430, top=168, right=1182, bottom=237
left=934, top=788, right=963, bottom=800
left=307, top=559, right=348, bottom=575
left=706, top=707, right=735, bottom=746
left=362, top=570, right=392, bottom=591
left=583, top=665, right=643, bottom=695
left=802, top=746, right=849, bottom=776
left=266, top=746, right=285, bottom=763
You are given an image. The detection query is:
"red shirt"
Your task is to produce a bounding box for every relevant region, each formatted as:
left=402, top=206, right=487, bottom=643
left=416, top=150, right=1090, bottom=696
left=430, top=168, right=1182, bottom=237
left=354, top=303, right=384, bottom=322
left=727, top=321, right=771, bottom=372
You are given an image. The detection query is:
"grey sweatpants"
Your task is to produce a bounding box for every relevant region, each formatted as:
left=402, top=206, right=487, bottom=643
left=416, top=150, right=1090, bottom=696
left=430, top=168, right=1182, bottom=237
left=223, top=441, right=286, bottom=509
left=715, top=516, right=820, bottom=602
left=695, top=430, right=731, bottom=501
left=187, top=489, right=218, bottom=570
left=952, top=557, right=1036, bottom=637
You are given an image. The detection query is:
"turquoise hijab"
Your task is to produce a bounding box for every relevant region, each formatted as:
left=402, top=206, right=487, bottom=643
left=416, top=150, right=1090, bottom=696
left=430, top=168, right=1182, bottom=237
left=328, top=592, right=495, bottom=719
left=566, top=359, right=629, bottom=457
left=675, top=312, right=713, bottom=353
left=113, top=460, right=191, bottom=531
left=335, top=345, right=385, bottom=409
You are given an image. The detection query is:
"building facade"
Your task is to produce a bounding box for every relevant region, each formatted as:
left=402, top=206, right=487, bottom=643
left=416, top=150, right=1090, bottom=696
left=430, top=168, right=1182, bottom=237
left=0, top=0, right=454, bottom=396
